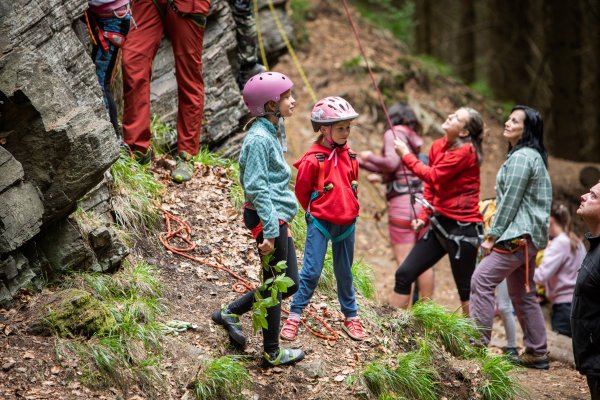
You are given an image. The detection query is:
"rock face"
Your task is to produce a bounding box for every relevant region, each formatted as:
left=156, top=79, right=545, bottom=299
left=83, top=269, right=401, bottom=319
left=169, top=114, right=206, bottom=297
left=0, top=0, right=294, bottom=304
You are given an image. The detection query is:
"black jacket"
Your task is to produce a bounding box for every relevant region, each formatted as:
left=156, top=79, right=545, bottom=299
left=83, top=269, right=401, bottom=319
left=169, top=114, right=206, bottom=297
left=572, top=234, right=600, bottom=375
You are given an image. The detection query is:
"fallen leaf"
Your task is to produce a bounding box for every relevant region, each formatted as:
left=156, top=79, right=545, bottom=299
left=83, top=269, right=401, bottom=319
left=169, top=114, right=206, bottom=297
left=50, top=365, right=61, bottom=374
left=23, top=351, right=35, bottom=359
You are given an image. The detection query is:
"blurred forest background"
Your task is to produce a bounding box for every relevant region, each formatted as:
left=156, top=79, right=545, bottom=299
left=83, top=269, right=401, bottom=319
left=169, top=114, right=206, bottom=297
left=349, top=0, right=600, bottom=162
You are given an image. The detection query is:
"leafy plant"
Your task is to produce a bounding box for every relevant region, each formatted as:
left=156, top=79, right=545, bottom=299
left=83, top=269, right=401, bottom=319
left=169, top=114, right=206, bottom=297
left=192, top=356, right=251, bottom=400
left=150, top=114, right=177, bottom=156
left=251, top=256, right=295, bottom=333
left=289, top=0, right=315, bottom=46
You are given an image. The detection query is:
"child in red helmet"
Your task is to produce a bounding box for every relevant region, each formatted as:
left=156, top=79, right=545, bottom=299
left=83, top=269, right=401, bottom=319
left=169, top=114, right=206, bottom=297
left=281, top=96, right=366, bottom=342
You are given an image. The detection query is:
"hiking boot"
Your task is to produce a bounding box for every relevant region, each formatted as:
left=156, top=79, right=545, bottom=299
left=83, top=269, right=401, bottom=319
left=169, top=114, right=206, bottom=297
left=261, top=347, right=305, bottom=368
left=237, top=63, right=266, bottom=89
left=516, top=351, right=549, bottom=369
left=342, top=318, right=366, bottom=341
left=503, top=347, right=519, bottom=363
left=132, top=148, right=152, bottom=165
left=280, top=318, right=300, bottom=341
left=171, top=151, right=194, bottom=183
left=211, top=306, right=247, bottom=348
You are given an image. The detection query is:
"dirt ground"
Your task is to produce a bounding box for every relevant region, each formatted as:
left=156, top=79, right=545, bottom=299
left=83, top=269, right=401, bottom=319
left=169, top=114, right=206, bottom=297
left=1, top=1, right=599, bottom=399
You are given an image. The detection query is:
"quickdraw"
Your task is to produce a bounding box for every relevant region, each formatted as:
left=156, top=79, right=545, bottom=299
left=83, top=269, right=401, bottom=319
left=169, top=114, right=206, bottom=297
left=306, top=151, right=358, bottom=243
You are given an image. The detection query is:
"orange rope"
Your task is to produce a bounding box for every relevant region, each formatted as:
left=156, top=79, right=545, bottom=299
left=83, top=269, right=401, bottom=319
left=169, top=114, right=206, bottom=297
left=492, top=237, right=531, bottom=293
left=157, top=204, right=341, bottom=341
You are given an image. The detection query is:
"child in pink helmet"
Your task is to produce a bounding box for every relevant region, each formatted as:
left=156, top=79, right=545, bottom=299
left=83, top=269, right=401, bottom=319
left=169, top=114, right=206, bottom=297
left=211, top=72, right=304, bottom=368
left=281, top=96, right=366, bottom=341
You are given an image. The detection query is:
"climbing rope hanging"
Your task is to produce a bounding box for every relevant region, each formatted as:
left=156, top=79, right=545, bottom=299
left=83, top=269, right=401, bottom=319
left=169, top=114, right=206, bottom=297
left=340, top=0, right=420, bottom=223
left=253, top=0, right=269, bottom=70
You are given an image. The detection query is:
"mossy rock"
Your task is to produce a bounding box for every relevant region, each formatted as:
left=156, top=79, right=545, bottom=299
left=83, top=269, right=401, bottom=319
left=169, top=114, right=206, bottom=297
left=40, top=288, right=115, bottom=337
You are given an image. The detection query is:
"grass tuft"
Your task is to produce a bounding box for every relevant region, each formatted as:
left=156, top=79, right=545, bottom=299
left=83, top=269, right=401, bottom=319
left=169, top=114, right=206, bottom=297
left=362, top=342, right=438, bottom=400
left=192, top=356, right=251, bottom=400
left=478, top=351, right=524, bottom=400
left=411, top=301, right=480, bottom=357
left=150, top=114, right=177, bottom=156
left=317, top=249, right=375, bottom=300
left=110, top=154, right=163, bottom=232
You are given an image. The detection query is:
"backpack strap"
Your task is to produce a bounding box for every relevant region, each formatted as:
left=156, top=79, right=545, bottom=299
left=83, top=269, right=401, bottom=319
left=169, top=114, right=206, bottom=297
left=348, top=150, right=359, bottom=195
left=315, top=153, right=326, bottom=194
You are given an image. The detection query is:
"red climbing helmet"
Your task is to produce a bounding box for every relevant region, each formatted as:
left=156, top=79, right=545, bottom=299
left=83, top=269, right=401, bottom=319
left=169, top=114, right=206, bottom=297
left=242, top=71, right=294, bottom=117
left=310, top=96, right=359, bottom=132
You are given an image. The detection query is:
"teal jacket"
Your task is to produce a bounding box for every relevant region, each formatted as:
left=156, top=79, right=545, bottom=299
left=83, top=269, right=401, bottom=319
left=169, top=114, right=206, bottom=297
left=239, top=117, right=298, bottom=239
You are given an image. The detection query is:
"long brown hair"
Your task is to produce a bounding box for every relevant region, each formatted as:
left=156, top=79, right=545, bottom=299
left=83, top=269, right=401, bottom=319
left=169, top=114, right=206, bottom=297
left=551, top=203, right=580, bottom=253
left=461, top=107, right=484, bottom=166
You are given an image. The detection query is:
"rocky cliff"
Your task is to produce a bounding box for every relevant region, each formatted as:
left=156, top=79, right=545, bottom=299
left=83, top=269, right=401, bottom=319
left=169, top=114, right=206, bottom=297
left=0, top=0, right=293, bottom=304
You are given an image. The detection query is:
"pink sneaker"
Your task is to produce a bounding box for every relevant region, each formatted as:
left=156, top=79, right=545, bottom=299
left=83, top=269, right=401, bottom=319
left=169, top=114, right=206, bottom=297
left=343, top=318, right=365, bottom=341
left=280, top=318, right=300, bottom=341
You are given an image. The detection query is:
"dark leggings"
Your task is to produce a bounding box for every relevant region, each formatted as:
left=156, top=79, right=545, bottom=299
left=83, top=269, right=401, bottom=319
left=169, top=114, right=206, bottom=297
left=394, top=215, right=478, bottom=301
left=227, top=209, right=299, bottom=354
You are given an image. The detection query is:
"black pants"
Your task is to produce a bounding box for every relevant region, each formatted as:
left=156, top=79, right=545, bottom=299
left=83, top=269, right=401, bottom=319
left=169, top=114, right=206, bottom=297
left=587, top=375, right=600, bottom=400
left=394, top=215, right=478, bottom=302
left=551, top=302, right=572, bottom=337
left=227, top=209, right=299, bottom=353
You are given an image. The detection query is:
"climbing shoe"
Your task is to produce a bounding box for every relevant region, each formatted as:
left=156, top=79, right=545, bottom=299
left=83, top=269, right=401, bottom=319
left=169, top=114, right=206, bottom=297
left=342, top=317, right=366, bottom=341
left=171, top=151, right=194, bottom=183
left=515, top=351, right=549, bottom=369
left=261, top=347, right=305, bottom=368
left=280, top=318, right=300, bottom=341
left=211, top=306, right=247, bottom=348
left=132, top=148, right=152, bottom=165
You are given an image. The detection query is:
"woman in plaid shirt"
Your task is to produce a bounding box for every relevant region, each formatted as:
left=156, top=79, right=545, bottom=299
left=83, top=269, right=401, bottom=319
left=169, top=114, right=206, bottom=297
left=470, top=105, right=552, bottom=370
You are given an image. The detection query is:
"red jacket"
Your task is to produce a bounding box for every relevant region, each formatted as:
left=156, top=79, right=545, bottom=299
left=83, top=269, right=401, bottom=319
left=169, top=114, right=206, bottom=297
left=402, top=137, right=482, bottom=223
left=294, top=144, right=359, bottom=225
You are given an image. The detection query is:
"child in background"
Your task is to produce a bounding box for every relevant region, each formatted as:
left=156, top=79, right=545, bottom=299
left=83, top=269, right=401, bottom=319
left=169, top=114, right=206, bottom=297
left=211, top=72, right=304, bottom=368
left=86, top=0, right=132, bottom=141
left=534, top=203, right=586, bottom=337
left=280, top=96, right=365, bottom=342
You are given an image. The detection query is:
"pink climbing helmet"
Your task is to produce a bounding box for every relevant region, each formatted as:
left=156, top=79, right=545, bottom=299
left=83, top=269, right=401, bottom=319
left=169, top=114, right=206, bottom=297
left=242, top=71, right=294, bottom=117
left=310, top=96, right=359, bottom=132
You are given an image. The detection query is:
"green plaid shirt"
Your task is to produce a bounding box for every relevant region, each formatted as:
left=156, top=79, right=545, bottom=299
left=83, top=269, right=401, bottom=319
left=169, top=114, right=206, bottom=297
left=488, top=147, right=552, bottom=249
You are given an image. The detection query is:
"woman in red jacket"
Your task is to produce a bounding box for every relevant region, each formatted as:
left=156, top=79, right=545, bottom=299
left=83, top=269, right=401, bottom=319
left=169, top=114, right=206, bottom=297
left=391, top=107, right=484, bottom=314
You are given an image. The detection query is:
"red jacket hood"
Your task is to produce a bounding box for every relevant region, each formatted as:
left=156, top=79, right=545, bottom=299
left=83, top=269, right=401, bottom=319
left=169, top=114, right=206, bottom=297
left=293, top=143, right=350, bottom=168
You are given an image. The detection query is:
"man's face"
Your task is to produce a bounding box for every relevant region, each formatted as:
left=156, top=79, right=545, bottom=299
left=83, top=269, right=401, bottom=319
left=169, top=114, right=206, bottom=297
left=577, top=182, right=600, bottom=223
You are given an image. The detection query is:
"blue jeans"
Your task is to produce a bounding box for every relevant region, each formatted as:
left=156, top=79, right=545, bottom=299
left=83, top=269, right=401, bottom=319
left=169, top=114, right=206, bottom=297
left=91, top=14, right=131, bottom=138
left=290, top=219, right=358, bottom=318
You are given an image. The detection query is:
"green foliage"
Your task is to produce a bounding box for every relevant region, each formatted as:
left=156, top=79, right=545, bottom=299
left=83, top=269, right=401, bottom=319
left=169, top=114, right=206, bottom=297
left=478, top=351, right=524, bottom=400
left=411, top=301, right=480, bottom=357
left=351, top=0, right=415, bottom=45
left=413, top=55, right=451, bottom=77
left=289, top=0, right=314, bottom=46
left=63, top=261, right=167, bottom=393
left=317, top=250, right=375, bottom=300
left=341, top=56, right=377, bottom=74
left=193, top=147, right=236, bottom=168
left=251, top=257, right=295, bottom=333
left=192, top=356, right=251, bottom=400
left=362, top=342, right=438, bottom=400
left=469, top=80, right=494, bottom=98
left=150, top=114, right=177, bottom=156
left=110, top=153, right=163, bottom=232
left=289, top=207, right=307, bottom=251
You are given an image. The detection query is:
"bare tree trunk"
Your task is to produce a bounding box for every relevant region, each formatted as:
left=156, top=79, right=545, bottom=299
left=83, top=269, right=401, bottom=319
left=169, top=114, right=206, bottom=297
left=456, top=0, right=475, bottom=83
left=415, top=0, right=433, bottom=54
left=580, top=1, right=600, bottom=161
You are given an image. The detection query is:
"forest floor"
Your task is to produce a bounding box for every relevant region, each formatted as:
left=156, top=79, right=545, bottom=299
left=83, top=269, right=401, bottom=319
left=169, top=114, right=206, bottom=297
left=1, top=1, right=599, bottom=399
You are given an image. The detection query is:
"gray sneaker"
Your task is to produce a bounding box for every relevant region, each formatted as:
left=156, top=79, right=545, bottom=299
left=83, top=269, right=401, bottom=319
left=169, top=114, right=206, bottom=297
left=171, top=151, right=194, bottom=183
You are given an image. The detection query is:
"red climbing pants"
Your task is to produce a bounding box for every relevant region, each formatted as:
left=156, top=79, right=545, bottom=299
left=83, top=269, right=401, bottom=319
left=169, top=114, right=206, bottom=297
left=122, top=0, right=210, bottom=155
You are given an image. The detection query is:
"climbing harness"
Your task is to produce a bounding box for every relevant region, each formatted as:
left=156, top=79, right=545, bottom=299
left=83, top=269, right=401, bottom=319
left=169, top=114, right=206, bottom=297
left=492, top=237, right=533, bottom=293
left=415, top=196, right=483, bottom=260
left=305, top=151, right=359, bottom=243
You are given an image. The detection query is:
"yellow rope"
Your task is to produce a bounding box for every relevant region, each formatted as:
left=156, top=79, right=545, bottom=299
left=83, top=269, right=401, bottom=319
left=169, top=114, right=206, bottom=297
left=266, top=0, right=317, bottom=103
left=253, top=0, right=269, bottom=70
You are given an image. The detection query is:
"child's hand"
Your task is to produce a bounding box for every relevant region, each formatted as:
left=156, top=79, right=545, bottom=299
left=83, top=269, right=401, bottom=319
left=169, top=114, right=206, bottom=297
left=360, top=150, right=373, bottom=160
left=411, top=219, right=426, bottom=232
left=258, top=238, right=275, bottom=255
left=394, top=138, right=409, bottom=157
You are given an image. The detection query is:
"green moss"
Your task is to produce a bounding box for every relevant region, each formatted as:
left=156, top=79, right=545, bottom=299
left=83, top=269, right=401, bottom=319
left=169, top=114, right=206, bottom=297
left=44, top=289, right=115, bottom=338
